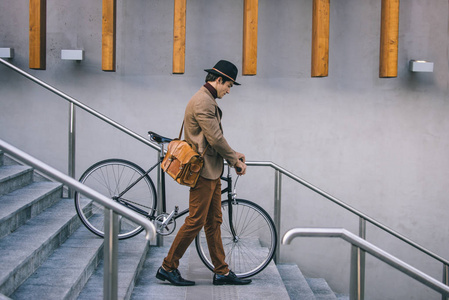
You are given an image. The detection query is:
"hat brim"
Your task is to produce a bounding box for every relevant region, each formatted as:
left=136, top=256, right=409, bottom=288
left=204, top=69, right=241, bottom=85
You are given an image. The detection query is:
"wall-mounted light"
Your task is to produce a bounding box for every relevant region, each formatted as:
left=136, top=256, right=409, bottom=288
left=0, top=48, right=14, bottom=58
left=409, top=60, right=434, bottom=73
left=61, top=50, right=84, bottom=61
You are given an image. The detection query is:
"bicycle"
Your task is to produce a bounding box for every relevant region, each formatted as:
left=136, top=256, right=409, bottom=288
left=74, top=131, right=277, bottom=278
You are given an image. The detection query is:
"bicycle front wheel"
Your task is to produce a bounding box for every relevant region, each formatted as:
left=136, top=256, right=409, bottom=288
left=195, top=199, right=277, bottom=278
left=74, top=159, right=157, bottom=239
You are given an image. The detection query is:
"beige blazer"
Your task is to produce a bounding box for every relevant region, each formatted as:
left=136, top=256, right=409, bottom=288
left=184, top=86, right=239, bottom=180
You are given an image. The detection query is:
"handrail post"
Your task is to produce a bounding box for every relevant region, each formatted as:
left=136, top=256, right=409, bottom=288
left=443, top=263, right=449, bottom=300
left=68, top=102, right=76, bottom=198
left=359, top=217, right=366, bottom=239
left=274, top=169, right=282, bottom=263
left=350, top=244, right=362, bottom=300
left=358, top=217, right=366, bottom=299
left=104, top=208, right=118, bottom=300
left=350, top=217, right=367, bottom=300
left=156, top=144, right=165, bottom=246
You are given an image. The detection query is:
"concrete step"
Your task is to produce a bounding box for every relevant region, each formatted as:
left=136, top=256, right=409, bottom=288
left=131, top=237, right=191, bottom=300
left=10, top=226, right=104, bottom=300
left=0, top=181, right=63, bottom=238
left=336, top=294, right=349, bottom=300
left=0, top=151, right=4, bottom=167
left=278, top=264, right=349, bottom=300
left=306, top=278, right=338, bottom=300
left=278, top=264, right=315, bottom=300
left=77, top=233, right=150, bottom=300
left=0, top=198, right=84, bottom=296
left=0, top=165, right=34, bottom=197
left=131, top=237, right=291, bottom=300
left=0, top=293, right=12, bottom=300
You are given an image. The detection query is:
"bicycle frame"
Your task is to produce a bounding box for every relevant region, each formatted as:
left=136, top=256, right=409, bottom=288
left=220, top=166, right=239, bottom=239
left=114, top=156, right=238, bottom=238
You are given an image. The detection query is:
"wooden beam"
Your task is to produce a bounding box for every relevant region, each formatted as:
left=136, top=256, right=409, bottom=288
left=243, top=0, right=258, bottom=75
left=379, top=0, right=399, bottom=78
left=311, top=0, right=330, bottom=77
left=102, top=0, right=116, bottom=71
left=29, top=0, right=46, bottom=70
left=173, top=0, right=186, bottom=74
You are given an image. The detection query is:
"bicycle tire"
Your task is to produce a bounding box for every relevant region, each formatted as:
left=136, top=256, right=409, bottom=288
left=74, top=159, right=157, bottom=239
left=195, top=199, right=277, bottom=278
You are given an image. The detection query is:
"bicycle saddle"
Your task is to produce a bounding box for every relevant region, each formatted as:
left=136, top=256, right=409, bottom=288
left=148, top=131, right=173, bottom=144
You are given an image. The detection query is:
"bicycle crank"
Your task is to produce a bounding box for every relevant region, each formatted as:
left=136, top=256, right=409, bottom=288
left=155, top=213, right=176, bottom=236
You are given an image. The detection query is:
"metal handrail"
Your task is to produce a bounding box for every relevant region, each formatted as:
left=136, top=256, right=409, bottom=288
left=1, top=58, right=447, bottom=296
left=0, top=139, right=156, bottom=300
left=0, top=58, right=160, bottom=153
left=245, top=161, right=449, bottom=267
left=0, top=139, right=156, bottom=240
left=282, top=228, right=449, bottom=299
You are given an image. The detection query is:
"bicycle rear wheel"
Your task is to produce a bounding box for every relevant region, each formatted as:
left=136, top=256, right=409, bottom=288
left=74, top=159, right=157, bottom=239
left=195, top=199, right=277, bottom=278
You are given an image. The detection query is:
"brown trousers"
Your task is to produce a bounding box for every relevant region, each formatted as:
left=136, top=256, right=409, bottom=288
left=162, top=176, right=229, bottom=275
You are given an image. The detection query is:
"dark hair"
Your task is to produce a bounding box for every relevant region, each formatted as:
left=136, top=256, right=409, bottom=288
left=205, top=72, right=232, bottom=84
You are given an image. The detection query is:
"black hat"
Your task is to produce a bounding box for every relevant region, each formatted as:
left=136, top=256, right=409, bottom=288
left=204, top=60, right=241, bottom=85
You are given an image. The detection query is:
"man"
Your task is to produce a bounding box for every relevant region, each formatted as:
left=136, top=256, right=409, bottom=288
left=156, top=60, right=250, bottom=286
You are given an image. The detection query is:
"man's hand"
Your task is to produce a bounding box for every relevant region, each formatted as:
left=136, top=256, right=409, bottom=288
left=235, top=152, right=246, bottom=175
left=235, top=160, right=247, bottom=175
left=236, top=152, right=246, bottom=163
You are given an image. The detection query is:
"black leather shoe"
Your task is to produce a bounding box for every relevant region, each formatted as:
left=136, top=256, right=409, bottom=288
left=156, top=267, right=195, bottom=286
left=213, top=270, right=252, bottom=285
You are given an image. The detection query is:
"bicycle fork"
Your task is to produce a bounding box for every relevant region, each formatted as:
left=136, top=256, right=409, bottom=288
left=224, top=167, right=239, bottom=242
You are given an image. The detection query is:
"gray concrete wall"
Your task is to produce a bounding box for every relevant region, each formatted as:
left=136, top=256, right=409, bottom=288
left=1, top=0, right=448, bottom=299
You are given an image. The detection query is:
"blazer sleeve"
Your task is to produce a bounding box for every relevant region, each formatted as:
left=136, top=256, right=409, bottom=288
left=193, top=99, right=239, bottom=167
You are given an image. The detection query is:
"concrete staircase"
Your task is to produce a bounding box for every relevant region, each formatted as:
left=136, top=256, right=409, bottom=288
left=0, top=150, right=347, bottom=300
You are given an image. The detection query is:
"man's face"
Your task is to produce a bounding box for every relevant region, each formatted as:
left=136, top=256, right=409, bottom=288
left=216, top=78, right=234, bottom=99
